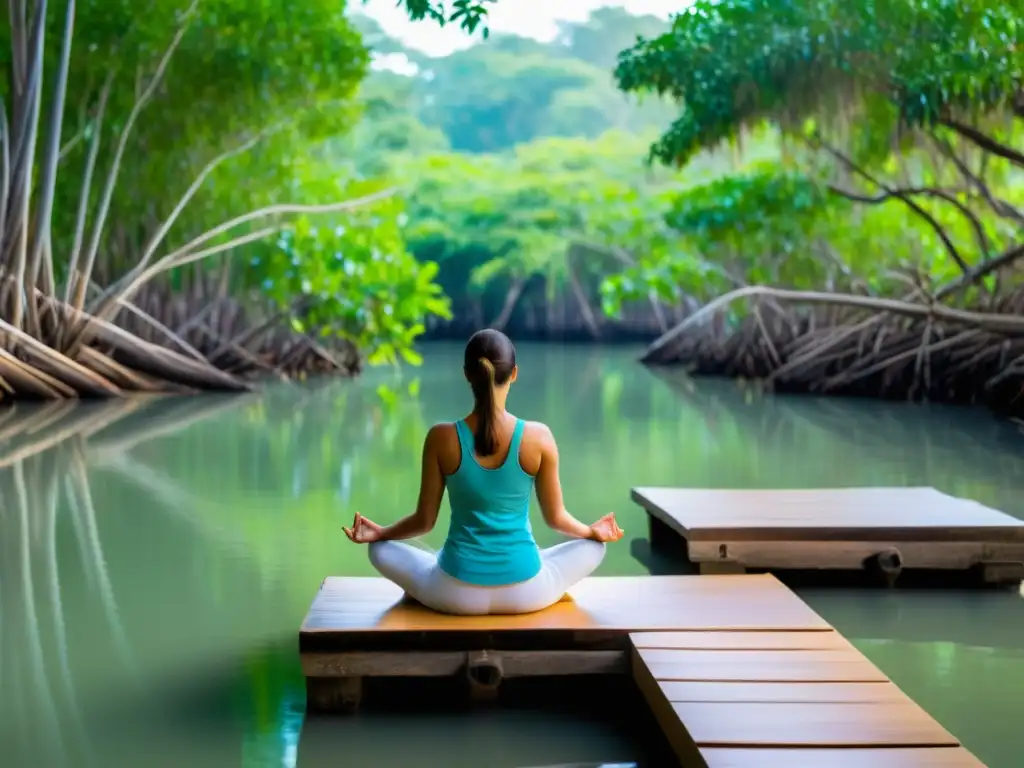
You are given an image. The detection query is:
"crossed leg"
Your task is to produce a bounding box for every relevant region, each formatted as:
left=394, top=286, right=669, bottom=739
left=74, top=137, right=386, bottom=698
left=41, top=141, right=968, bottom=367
left=367, top=538, right=607, bottom=616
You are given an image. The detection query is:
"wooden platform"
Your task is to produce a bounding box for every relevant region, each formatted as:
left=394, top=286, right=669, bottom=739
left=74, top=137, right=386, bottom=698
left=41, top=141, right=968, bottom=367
left=632, top=630, right=984, bottom=766
left=299, top=574, right=984, bottom=766
left=633, top=486, right=1024, bottom=584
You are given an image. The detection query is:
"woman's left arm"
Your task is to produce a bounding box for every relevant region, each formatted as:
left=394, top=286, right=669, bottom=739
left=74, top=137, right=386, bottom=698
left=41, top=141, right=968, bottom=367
left=377, top=425, right=446, bottom=542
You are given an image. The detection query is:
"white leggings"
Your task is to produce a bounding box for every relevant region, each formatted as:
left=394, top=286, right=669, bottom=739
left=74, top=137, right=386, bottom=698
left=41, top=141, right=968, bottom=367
left=367, top=539, right=606, bottom=616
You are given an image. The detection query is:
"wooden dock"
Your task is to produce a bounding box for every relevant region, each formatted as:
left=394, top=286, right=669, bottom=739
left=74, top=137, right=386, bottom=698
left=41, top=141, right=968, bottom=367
left=633, top=486, right=1024, bottom=585
left=299, top=574, right=984, bottom=766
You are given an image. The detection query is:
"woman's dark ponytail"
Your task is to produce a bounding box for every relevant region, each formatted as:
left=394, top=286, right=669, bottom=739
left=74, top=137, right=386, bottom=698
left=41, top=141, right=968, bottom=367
left=463, top=329, right=516, bottom=457
left=470, top=357, right=497, bottom=456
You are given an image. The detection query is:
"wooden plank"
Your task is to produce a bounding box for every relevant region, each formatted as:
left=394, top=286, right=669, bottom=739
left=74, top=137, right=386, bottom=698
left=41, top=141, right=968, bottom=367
left=686, top=539, right=1024, bottom=570
left=631, top=631, right=851, bottom=651
left=632, top=486, right=1024, bottom=542
left=672, top=701, right=959, bottom=747
left=302, top=649, right=626, bottom=677
left=631, top=648, right=706, bottom=767
left=636, top=647, right=888, bottom=683
left=657, top=681, right=905, bottom=703
left=300, top=575, right=831, bottom=634
left=701, top=747, right=985, bottom=767
left=629, top=640, right=974, bottom=764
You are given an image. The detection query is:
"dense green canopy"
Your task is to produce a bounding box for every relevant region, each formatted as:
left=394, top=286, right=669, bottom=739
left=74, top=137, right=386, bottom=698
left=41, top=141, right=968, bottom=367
left=4, top=0, right=1020, bottom=406
left=615, top=0, right=1024, bottom=167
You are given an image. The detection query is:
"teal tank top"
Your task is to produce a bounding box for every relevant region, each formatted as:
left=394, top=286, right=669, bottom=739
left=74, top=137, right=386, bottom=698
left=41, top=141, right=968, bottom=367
left=437, top=418, right=542, bottom=586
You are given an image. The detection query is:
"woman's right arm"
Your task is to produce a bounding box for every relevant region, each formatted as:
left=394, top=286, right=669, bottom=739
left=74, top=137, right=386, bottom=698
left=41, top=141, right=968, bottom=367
left=534, top=424, right=596, bottom=540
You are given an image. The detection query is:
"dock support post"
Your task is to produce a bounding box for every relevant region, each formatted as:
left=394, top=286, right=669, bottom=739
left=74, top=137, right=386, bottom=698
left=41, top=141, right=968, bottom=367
left=863, top=548, right=903, bottom=588
left=647, top=514, right=679, bottom=552
left=465, top=651, right=503, bottom=702
left=306, top=676, right=364, bottom=715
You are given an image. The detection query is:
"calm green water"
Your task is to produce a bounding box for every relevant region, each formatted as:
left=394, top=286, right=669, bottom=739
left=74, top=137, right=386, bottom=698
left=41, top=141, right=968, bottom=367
left=1, top=342, right=1022, bottom=767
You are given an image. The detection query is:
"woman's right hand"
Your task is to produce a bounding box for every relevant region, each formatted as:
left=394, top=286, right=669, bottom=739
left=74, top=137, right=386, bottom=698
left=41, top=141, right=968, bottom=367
left=343, top=512, right=384, bottom=544
left=589, top=512, right=624, bottom=543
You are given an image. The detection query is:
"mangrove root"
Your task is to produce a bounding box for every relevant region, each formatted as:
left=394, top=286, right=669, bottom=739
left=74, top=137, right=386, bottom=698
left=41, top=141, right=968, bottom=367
left=642, top=285, right=1024, bottom=418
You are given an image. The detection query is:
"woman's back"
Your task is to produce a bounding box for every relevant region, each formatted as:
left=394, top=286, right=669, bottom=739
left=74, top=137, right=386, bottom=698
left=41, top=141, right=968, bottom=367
left=345, top=328, right=622, bottom=616
left=437, top=417, right=542, bottom=586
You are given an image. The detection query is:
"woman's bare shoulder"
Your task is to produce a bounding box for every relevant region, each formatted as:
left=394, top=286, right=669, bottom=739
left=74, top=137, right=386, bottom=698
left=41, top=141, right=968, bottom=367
left=428, top=421, right=459, bottom=433
left=426, top=421, right=459, bottom=443
left=521, top=420, right=555, bottom=445
left=427, top=422, right=462, bottom=474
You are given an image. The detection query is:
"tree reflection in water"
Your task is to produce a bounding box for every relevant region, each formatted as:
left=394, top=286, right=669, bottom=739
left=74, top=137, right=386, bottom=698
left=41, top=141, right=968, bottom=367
left=0, top=395, right=251, bottom=768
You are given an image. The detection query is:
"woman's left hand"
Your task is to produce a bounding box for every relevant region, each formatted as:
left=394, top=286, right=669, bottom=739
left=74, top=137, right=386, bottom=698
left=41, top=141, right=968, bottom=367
left=589, top=512, right=625, bottom=543
left=343, top=512, right=384, bottom=544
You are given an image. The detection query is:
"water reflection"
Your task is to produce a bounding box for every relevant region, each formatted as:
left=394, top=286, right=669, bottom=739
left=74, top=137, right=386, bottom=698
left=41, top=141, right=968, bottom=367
left=0, top=343, right=1022, bottom=767
left=0, top=396, right=255, bottom=768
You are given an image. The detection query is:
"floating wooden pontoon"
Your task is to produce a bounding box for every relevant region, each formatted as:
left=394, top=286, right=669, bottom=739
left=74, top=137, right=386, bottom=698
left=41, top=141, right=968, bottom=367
left=299, top=574, right=984, bottom=766
left=633, top=486, right=1024, bottom=585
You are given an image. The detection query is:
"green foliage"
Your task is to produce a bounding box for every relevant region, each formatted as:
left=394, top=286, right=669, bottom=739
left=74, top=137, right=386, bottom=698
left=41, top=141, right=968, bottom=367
left=598, top=157, right=1024, bottom=314
left=665, top=169, right=834, bottom=240
left=0, top=0, right=372, bottom=284
left=399, top=132, right=682, bottom=296
left=600, top=0, right=1024, bottom=312
left=600, top=164, right=850, bottom=312
left=356, top=8, right=676, bottom=153
left=331, top=71, right=451, bottom=177
left=398, top=0, right=495, bottom=35
left=615, top=0, right=1024, bottom=167
left=248, top=181, right=451, bottom=367
left=0, top=0, right=478, bottom=367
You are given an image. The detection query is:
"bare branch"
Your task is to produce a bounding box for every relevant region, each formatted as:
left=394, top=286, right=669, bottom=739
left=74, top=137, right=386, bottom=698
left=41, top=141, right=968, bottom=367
left=63, top=73, right=114, bottom=313
left=8, top=1, right=29, bottom=99
left=826, top=183, right=991, bottom=260
left=88, top=97, right=355, bottom=319
left=69, top=188, right=395, bottom=353
left=155, top=226, right=278, bottom=274
left=0, top=97, right=10, bottom=256
left=928, top=132, right=1024, bottom=225
left=70, top=227, right=276, bottom=356
left=939, top=117, right=1024, bottom=169
left=0, top=270, right=250, bottom=392
left=28, top=0, right=76, bottom=302
left=90, top=129, right=267, bottom=313
left=7, top=0, right=47, bottom=332
left=108, top=226, right=277, bottom=314
left=814, top=138, right=970, bottom=273
left=934, top=241, right=1024, bottom=301
left=82, top=279, right=208, bottom=362
left=149, top=188, right=399, bottom=273
left=75, top=0, right=200, bottom=312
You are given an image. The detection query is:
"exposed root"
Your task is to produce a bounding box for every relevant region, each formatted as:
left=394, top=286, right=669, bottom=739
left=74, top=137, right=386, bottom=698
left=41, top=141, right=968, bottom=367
left=0, top=276, right=358, bottom=401
left=0, top=0, right=392, bottom=404
left=116, top=281, right=360, bottom=380
left=642, top=285, right=1024, bottom=418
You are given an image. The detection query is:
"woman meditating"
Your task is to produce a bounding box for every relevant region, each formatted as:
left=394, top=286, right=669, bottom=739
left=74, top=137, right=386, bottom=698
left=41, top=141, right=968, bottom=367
left=343, top=328, right=624, bottom=615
